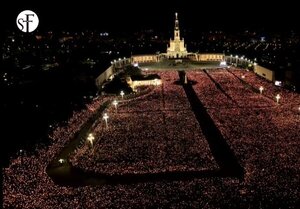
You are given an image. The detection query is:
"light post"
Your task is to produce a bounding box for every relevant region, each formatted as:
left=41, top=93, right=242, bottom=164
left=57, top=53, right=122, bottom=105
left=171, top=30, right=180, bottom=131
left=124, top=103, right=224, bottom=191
left=103, top=113, right=109, bottom=128
left=112, top=100, right=118, bottom=112
left=120, top=90, right=125, bottom=99
left=87, top=133, right=95, bottom=147
left=275, top=94, right=281, bottom=104
left=235, top=55, right=238, bottom=66
left=259, top=86, right=264, bottom=94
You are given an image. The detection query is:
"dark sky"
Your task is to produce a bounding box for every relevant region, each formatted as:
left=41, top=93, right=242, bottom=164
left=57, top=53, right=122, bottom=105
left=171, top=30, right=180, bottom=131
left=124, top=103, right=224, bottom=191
left=3, top=0, right=300, bottom=32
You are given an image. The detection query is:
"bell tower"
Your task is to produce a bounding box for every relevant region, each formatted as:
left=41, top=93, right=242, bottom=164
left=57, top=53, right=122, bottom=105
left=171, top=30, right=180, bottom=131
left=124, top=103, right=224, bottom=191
left=174, top=12, right=180, bottom=40
left=167, top=13, right=188, bottom=58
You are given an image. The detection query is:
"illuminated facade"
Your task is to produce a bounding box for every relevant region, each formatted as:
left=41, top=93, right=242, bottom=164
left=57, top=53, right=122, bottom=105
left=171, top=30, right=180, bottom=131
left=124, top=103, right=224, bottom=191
left=95, top=13, right=226, bottom=89
left=131, top=55, right=159, bottom=63
left=167, top=13, right=188, bottom=58
left=126, top=76, right=162, bottom=90
left=195, top=53, right=225, bottom=61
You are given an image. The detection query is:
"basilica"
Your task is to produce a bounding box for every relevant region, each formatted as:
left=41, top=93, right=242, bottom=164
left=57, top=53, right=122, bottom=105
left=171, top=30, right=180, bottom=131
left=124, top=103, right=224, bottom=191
left=130, top=13, right=225, bottom=64
left=166, top=13, right=188, bottom=58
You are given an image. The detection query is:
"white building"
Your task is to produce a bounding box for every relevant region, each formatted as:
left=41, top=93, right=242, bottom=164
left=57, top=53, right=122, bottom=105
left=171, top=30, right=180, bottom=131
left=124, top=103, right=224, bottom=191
left=167, top=13, right=188, bottom=58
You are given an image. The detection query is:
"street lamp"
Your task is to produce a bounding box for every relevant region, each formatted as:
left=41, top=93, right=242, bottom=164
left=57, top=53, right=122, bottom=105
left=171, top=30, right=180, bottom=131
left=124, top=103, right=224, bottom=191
left=259, top=86, right=264, bottom=94
left=275, top=94, right=281, bottom=104
left=87, top=133, right=95, bottom=147
left=120, top=90, right=125, bottom=99
left=103, top=113, right=109, bottom=128
left=112, top=100, right=118, bottom=112
left=235, top=55, right=239, bottom=66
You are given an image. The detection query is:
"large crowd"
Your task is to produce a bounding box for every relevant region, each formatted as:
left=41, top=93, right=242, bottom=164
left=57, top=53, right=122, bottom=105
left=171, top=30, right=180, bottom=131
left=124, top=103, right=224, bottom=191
left=70, top=71, right=216, bottom=175
left=228, top=67, right=300, bottom=107
left=188, top=68, right=300, bottom=207
left=3, top=69, right=299, bottom=208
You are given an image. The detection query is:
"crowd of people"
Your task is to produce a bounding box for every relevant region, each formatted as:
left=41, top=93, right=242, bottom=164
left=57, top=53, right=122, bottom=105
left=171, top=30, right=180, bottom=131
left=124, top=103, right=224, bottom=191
left=70, top=71, right=216, bottom=175
left=207, top=70, right=274, bottom=107
left=3, top=69, right=299, bottom=208
left=188, top=71, right=236, bottom=108
left=3, top=95, right=112, bottom=208
left=228, top=67, right=300, bottom=107
left=188, top=68, right=300, bottom=207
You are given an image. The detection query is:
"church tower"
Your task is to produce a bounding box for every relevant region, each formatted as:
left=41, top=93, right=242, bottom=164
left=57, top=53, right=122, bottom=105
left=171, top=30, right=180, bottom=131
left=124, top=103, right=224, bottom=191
left=174, top=12, right=180, bottom=40
left=167, top=12, right=188, bottom=58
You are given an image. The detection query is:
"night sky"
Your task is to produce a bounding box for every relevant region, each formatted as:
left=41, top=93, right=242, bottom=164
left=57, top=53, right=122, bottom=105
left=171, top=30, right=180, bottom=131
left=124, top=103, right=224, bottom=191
left=2, top=0, right=300, bottom=32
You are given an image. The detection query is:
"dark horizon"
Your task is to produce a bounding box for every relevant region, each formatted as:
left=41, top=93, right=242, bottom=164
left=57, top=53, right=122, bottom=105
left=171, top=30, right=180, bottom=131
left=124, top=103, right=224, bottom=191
left=3, top=0, right=300, bottom=33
